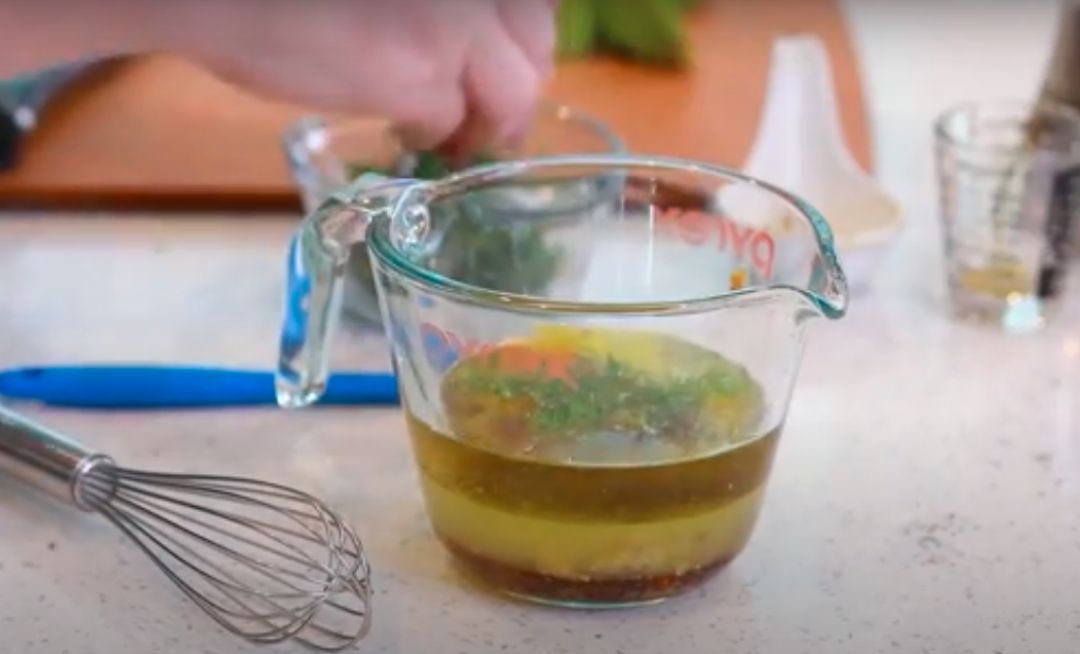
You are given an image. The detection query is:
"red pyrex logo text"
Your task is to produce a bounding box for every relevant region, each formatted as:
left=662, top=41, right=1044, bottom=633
left=654, top=207, right=776, bottom=280
left=414, top=209, right=777, bottom=373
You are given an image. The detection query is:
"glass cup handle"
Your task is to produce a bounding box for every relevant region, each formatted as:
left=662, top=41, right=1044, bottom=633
left=275, top=174, right=415, bottom=408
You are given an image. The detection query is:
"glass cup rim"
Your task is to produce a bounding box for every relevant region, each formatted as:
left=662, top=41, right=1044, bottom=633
left=283, top=101, right=625, bottom=159
left=934, top=98, right=1080, bottom=154
left=363, top=153, right=849, bottom=319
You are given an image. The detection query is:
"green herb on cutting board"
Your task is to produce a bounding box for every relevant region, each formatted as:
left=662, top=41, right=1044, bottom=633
left=556, top=0, right=702, bottom=67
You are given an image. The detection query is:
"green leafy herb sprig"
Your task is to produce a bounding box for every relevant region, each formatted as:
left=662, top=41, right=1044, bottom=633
left=428, top=201, right=562, bottom=295
left=347, top=150, right=499, bottom=182
left=345, top=150, right=562, bottom=297
left=556, top=0, right=704, bottom=67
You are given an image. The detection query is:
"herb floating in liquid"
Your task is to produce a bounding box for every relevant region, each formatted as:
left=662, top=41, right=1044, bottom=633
left=451, top=344, right=755, bottom=440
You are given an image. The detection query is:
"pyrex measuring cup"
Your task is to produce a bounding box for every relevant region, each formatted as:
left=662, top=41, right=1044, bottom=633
left=277, top=155, right=848, bottom=607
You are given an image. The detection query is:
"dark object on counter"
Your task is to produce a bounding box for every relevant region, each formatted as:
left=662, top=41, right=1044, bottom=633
left=1039, top=163, right=1080, bottom=298
left=1036, top=1, right=1080, bottom=259
left=0, top=111, right=19, bottom=170
left=0, top=60, right=111, bottom=171
left=1038, top=2, right=1080, bottom=111
left=1021, top=109, right=1080, bottom=301
left=1027, top=111, right=1080, bottom=300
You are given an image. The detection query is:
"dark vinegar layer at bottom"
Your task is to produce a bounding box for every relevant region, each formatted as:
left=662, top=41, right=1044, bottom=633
left=442, top=538, right=734, bottom=605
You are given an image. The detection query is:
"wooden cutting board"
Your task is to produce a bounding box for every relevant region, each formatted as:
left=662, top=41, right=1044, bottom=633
left=0, top=0, right=871, bottom=211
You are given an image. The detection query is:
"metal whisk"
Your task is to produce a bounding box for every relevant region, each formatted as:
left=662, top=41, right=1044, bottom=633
left=0, top=405, right=372, bottom=651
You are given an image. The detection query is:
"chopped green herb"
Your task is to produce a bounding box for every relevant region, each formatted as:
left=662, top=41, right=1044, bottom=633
left=347, top=150, right=500, bottom=182
left=426, top=202, right=562, bottom=295
left=453, top=351, right=753, bottom=438
left=344, top=152, right=562, bottom=298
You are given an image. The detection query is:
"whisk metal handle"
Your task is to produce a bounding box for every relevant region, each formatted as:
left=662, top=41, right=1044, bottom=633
left=0, top=404, right=113, bottom=510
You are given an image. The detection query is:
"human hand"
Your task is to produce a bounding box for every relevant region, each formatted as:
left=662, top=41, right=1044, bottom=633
left=175, top=0, right=558, bottom=154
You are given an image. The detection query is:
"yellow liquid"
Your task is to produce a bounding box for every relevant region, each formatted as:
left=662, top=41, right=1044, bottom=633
left=956, top=257, right=1035, bottom=300
left=407, top=326, right=779, bottom=605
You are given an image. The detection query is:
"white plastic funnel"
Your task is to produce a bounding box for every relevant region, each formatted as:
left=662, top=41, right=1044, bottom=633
left=722, top=34, right=902, bottom=291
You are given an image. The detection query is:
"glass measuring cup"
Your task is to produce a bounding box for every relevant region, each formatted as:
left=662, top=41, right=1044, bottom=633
left=276, top=155, right=848, bottom=607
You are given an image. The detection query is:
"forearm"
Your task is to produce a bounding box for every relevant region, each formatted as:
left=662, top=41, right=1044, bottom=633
left=0, top=0, right=258, bottom=76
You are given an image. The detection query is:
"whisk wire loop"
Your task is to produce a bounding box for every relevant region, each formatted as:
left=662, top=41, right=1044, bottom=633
left=0, top=405, right=372, bottom=651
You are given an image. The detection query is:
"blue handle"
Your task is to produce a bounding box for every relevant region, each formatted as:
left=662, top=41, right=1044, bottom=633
left=0, top=365, right=399, bottom=409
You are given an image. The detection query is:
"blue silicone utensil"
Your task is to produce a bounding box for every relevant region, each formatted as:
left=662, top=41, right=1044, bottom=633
left=0, top=365, right=399, bottom=408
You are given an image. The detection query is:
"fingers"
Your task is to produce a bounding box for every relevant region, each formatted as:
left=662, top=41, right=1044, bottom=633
left=498, top=0, right=558, bottom=81
left=384, top=0, right=557, bottom=154
left=369, top=40, right=468, bottom=150
left=459, top=18, right=543, bottom=153
left=351, top=70, right=466, bottom=151
left=392, top=82, right=467, bottom=151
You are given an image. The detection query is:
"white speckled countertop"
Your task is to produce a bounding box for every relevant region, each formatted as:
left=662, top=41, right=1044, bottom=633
left=3, top=3, right=1080, bottom=653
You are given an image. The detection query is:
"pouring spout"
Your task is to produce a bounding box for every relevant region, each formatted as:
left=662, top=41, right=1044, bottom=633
left=804, top=258, right=849, bottom=320
left=794, top=194, right=850, bottom=320
left=741, top=34, right=900, bottom=294
left=715, top=174, right=850, bottom=321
